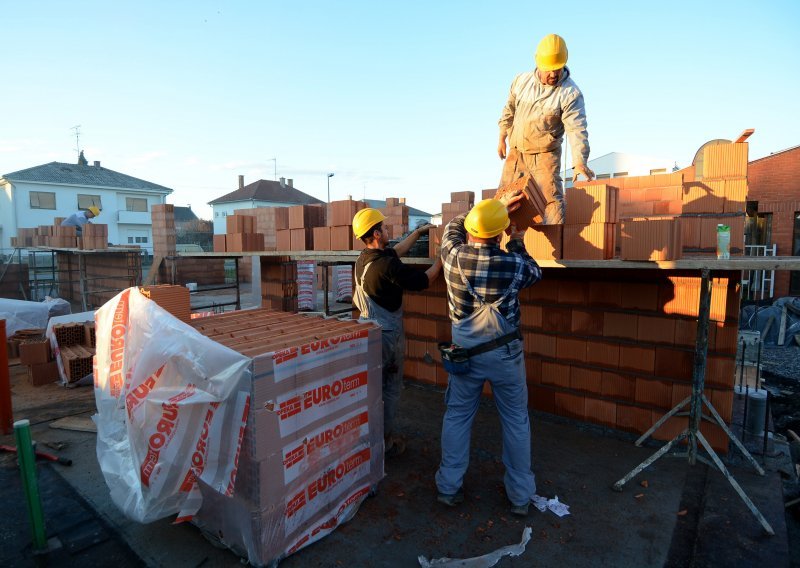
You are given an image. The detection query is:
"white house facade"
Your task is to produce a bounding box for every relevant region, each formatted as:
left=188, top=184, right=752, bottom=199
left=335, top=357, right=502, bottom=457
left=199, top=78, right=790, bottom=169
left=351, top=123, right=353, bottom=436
left=0, top=157, right=172, bottom=254
left=564, top=152, right=679, bottom=188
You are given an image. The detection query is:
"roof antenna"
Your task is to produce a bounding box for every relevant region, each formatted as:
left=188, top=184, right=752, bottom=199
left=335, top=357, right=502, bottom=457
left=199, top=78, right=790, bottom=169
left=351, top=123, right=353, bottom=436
left=71, top=125, right=81, bottom=157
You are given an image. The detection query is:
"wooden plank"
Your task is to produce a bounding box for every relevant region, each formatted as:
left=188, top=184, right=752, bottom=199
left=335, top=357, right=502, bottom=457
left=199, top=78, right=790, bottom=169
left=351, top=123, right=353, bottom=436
left=49, top=415, right=96, bottom=433
left=735, top=128, right=755, bottom=143
left=778, top=306, right=787, bottom=346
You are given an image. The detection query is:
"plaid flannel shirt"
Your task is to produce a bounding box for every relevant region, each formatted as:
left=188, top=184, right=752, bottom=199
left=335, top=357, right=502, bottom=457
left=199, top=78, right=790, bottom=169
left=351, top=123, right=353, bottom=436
left=441, top=213, right=542, bottom=328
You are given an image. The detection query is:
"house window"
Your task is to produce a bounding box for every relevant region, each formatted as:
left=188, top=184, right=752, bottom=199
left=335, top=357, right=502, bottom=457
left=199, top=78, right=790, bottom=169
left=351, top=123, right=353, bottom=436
left=78, top=194, right=102, bottom=209
left=30, top=191, right=56, bottom=209
left=215, top=212, right=219, bottom=218
left=135, top=236, right=149, bottom=244
left=790, top=212, right=800, bottom=295
left=126, top=197, right=148, bottom=212
left=612, top=171, right=629, bottom=177
left=650, top=168, right=667, bottom=175
left=128, top=237, right=134, bottom=243
left=596, top=173, right=611, bottom=180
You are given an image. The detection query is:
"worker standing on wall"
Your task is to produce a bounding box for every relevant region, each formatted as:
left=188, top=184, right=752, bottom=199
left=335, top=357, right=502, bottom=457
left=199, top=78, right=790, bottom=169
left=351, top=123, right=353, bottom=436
left=61, top=206, right=100, bottom=236
left=497, top=33, right=595, bottom=223
left=353, top=209, right=442, bottom=457
left=435, top=193, right=542, bottom=516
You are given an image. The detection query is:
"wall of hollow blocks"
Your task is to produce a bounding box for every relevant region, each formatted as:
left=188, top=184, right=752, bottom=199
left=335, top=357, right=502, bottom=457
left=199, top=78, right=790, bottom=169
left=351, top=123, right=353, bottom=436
left=56, top=252, right=142, bottom=308
left=158, top=257, right=227, bottom=286
left=0, top=263, right=28, bottom=299
left=401, top=268, right=740, bottom=453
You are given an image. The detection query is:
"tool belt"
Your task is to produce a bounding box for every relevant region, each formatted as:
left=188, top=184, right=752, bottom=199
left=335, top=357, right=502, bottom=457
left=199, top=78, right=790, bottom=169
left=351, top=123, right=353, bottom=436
left=438, top=329, right=522, bottom=375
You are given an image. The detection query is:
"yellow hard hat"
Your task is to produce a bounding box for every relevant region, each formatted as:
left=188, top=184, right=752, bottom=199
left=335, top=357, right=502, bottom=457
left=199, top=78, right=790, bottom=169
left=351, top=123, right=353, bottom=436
left=535, top=34, right=568, bottom=71
left=352, top=208, right=386, bottom=239
left=464, top=199, right=510, bottom=239
left=88, top=206, right=100, bottom=216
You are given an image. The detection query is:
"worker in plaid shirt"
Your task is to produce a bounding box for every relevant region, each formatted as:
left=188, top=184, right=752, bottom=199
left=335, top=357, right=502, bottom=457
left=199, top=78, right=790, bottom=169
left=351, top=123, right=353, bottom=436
left=435, top=191, right=542, bottom=517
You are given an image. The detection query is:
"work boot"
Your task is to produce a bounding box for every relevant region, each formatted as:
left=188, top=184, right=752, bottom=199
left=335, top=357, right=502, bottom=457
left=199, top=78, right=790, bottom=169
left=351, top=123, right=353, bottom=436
left=510, top=502, right=529, bottom=517
left=437, top=489, right=464, bottom=507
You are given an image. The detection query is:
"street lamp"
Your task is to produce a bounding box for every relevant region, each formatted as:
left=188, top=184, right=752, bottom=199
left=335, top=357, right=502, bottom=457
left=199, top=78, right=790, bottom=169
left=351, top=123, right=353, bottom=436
left=327, top=173, right=334, bottom=203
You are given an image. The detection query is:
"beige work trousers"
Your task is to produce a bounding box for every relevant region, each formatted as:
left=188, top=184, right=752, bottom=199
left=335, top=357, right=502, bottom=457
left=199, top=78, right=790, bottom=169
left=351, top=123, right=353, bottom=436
left=499, top=147, right=564, bottom=224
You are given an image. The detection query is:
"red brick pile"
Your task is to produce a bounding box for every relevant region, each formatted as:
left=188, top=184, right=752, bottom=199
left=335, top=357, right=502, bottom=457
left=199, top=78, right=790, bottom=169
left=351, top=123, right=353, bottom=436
left=151, top=204, right=177, bottom=256
left=18, top=334, right=58, bottom=386
left=53, top=322, right=96, bottom=384
left=214, top=214, right=265, bottom=253
left=313, top=199, right=368, bottom=251
left=401, top=269, right=738, bottom=453
left=57, top=250, right=143, bottom=307
left=379, top=197, right=410, bottom=240
left=276, top=204, right=327, bottom=251
left=140, top=284, right=192, bottom=323
left=261, top=260, right=299, bottom=312
left=11, top=221, right=109, bottom=250
left=230, top=207, right=290, bottom=251
left=81, top=224, right=109, bottom=250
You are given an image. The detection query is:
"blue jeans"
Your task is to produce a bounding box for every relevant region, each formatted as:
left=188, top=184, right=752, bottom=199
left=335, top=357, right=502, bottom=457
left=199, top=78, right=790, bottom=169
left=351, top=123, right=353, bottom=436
left=435, top=339, right=536, bottom=505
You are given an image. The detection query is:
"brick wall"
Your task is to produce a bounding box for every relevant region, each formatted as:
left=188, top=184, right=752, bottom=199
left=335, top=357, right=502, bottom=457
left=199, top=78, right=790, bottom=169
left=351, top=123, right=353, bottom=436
left=748, top=146, right=800, bottom=297
left=402, top=269, right=740, bottom=453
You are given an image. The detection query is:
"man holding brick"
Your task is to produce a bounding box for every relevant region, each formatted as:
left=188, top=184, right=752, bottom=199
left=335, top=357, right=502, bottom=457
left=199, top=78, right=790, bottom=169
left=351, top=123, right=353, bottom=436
left=61, top=206, right=100, bottom=236
left=435, top=194, right=542, bottom=517
left=352, top=208, right=442, bottom=457
left=497, top=33, right=594, bottom=224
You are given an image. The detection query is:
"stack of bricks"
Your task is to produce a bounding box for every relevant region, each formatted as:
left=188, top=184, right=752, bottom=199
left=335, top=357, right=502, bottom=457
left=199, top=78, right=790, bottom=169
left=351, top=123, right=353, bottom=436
left=140, top=284, right=192, bottom=323
left=50, top=225, right=78, bottom=248
left=231, top=207, right=290, bottom=251
left=379, top=198, right=410, bottom=240
left=57, top=250, right=142, bottom=307
left=277, top=204, right=326, bottom=251
left=402, top=268, right=739, bottom=453
left=11, top=228, right=37, bottom=247
left=314, top=199, right=367, bottom=251
left=431, top=192, right=475, bottom=258
left=53, top=322, right=95, bottom=384
left=173, top=258, right=227, bottom=286
left=496, top=176, right=547, bottom=231
left=214, top=214, right=265, bottom=253
left=18, top=334, right=59, bottom=386
left=7, top=328, right=44, bottom=359
left=81, top=224, right=108, bottom=250
left=151, top=204, right=177, bottom=256
left=562, top=184, right=619, bottom=260
left=260, top=258, right=299, bottom=312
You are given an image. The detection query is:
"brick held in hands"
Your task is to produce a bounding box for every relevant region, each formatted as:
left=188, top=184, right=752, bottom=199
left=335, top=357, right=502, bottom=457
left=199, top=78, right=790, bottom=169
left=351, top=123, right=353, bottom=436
left=19, top=338, right=51, bottom=365
left=562, top=223, right=615, bottom=260
left=495, top=174, right=547, bottom=230
left=565, top=185, right=619, bottom=224
left=522, top=225, right=562, bottom=260
left=213, top=234, right=227, bottom=252
left=619, top=217, right=682, bottom=261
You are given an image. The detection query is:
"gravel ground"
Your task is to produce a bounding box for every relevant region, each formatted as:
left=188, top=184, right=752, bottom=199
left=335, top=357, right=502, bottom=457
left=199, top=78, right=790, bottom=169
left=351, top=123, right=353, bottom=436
left=761, top=345, right=800, bottom=383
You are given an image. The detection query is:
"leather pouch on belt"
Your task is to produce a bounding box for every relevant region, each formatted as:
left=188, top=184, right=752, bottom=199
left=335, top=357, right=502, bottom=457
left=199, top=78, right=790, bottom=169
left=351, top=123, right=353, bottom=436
left=438, top=342, right=470, bottom=375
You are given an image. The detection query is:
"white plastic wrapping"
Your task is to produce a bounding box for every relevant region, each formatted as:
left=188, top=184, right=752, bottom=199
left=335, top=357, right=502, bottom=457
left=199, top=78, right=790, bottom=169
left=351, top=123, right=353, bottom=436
left=0, top=296, right=70, bottom=336
left=93, top=288, right=252, bottom=523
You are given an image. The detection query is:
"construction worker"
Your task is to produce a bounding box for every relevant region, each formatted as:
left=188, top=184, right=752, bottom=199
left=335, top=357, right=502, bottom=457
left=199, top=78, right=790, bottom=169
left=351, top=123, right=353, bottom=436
left=61, top=206, right=100, bottom=236
left=498, top=33, right=595, bottom=224
left=352, top=209, right=442, bottom=457
left=435, top=194, right=542, bottom=517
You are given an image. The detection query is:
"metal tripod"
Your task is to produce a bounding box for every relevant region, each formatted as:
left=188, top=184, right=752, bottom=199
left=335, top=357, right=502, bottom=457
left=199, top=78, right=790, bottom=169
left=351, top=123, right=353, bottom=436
left=612, top=268, right=774, bottom=536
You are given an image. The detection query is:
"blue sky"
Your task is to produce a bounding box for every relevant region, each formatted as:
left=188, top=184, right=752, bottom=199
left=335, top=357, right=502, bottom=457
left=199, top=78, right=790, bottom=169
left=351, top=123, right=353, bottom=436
left=3, top=0, right=798, bottom=219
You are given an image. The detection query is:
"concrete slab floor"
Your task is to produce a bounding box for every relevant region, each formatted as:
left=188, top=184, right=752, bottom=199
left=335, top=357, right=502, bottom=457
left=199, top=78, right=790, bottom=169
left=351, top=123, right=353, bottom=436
left=0, top=362, right=793, bottom=567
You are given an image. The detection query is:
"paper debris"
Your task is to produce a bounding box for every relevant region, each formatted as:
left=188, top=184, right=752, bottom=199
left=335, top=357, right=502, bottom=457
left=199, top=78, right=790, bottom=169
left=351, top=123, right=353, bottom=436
left=418, top=527, right=532, bottom=567
left=530, top=494, right=570, bottom=517
left=532, top=494, right=549, bottom=512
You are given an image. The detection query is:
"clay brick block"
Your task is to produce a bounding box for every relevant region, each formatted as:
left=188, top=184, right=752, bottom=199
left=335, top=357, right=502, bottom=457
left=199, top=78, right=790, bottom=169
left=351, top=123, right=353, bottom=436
left=522, top=225, right=563, bottom=260
left=330, top=226, right=356, bottom=250
left=327, top=199, right=366, bottom=227
left=586, top=340, right=619, bottom=368
left=652, top=415, right=689, bottom=442
left=289, top=228, right=312, bottom=251
left=429, top=226, right=444, bottom=259
left=27, top=360, right=59, bottom=386
left=681, top=180, right=726, bottom=214
left=541, top=361, right=570, bottom=388
left=557, top=280, right=588, bottom=305
left=556, top=337, right=586, bottom=362
left=524, top=278, right=559, bottom=303
left=619, top=345, right=655, bottom=374
left=19, top=338, right=51, bottom=365
left=679, top=217, right=702, bottom=249
left=637, top=315, right=675, bottom=344
left=562, top=223, right=615, bottom=260
left=450, top=191, right=475, bottom=204
left=588, top=281, right=622, bottom=307
left=482, top=189, right=496, bottom=200
left=531, top=386, right=555, bottom=414
left=425, top=294, right=448, bottom=318
left=542, top=307, right=572, bottom=333
left=713, top=323, right=739, bottom=354
left=584, top=397, right=616, bottom=428
left=571, top=309, right=603, bottom=335
left=635, top=378, right=673, bottom=410
left=570, top=366, right=602, bottom=394
left=520, top=305, right=542, bottom=328
left=404, top=292, right=426, bottom=315
left=213, top=234, right=227, bottom=252
left=276, top=229, right=291, bottom=250
left=525, top=356, right=542, bottom=384
left=601, top=371, right=635, bottom=401
left=524, top=332, right=556, bottom=358
left=495, top=174, right=546, bottom=230
left=616, top=404, right=654, bottom=434
left=699, top=217, right=745, bottom=254
left=226, top=215, right=255, bottom=234
left=722, top=178, right=747, bottom=213
left=554, top=392, right=586, bottom=420
left=288, top=205, right=325, bottom=229
left=703, top=142, right=748, bottom=179
left=602, top=312, right=637, bottom=340
left=654, top=346, right=694, bottom=380
left=671, top=382, right=693, bottom=406
left=706, top=355, right=735, bottom=388
left=708, top=387, right=734, bottom=423
left=619, top=282, right=659, bottom=311
left=565, top=184, right=619, bottom=224
left=619, top=218, right=682, bottom=261
left=313, top=226, right=331, bottom=250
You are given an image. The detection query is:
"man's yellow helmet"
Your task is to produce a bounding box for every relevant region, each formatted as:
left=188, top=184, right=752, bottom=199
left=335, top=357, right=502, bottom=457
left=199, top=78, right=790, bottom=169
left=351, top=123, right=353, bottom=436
left=352, top=208, right=386, bottom=239
left=535, top=34, right=568, bottom=72
left=464, top=199, right=510, bottom=239
left=88, top=206, right=100, bottom=216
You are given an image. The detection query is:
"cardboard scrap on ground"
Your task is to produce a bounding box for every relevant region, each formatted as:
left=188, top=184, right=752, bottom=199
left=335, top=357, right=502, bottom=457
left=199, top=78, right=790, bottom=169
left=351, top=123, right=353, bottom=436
left=49, top=415, right=97, bottom=433
left=418, top=527, right=532, bottom=567
left=531, top=494, right=570, bottom=517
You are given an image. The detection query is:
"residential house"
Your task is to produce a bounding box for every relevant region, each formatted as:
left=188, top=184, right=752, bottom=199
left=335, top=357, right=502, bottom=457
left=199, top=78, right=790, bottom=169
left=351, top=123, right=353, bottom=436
left=0, top=153, right=172, bottom=254
left=208, top=176, right=324, bottom=234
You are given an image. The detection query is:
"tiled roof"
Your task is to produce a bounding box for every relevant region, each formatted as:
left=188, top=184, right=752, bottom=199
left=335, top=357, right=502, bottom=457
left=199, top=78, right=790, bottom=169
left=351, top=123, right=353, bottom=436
left=208, top=180, right=324, bottom=205
left=363, top=199, right=432, bottom=217
left=174, top=206, right=199, bottom=222
left=2, top=161, right=172, bottom=192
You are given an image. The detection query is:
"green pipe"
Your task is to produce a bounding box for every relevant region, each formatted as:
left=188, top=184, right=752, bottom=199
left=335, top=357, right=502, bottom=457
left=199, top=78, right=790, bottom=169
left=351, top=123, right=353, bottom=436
left=13, top=419, right=47, bottom=551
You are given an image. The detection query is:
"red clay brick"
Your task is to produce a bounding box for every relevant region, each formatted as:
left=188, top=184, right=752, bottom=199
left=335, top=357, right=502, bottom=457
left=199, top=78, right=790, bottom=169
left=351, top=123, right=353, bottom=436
left=619, top=282, right=659, bottom=311
left=708, top=387, right=734, bottom=423
left=525, top=279, right=559, bottom=302
left=557, top=280, right=589, bottom=305
left=570, top=366, right=602, bottom=394
left=635, top=378, right=674, bottom=410
left=652, top=415, right=689, bottom=442
left=556, top=337, right=587, bottom=362
left=602, top=312, right=638, bottom=340
left=586, top=341, right=620, bottom=368
left=673, top=318, right=698, bottom=347
left=654, top=346, right=694, bottom=380
left=601, top=371, right=636, bottom=401
left=637, top=315, right=675, bottom=344
left=521, top=305, right=543, bottom=328
left=525, top=356, right=542, bottom=384
left=542, top=307, right=572, bottom=333
left=554, top=392, right=585, bottom=420
left=619, top=345, right=655, bottom=374
left=671, top=382, right=693, bottom=406
left=584, top=397, right=617, bottom=428
left=541, top=361, right=571, bottom=388
left=616, top=404, right=654, bottom=434
left=571, top=309, right=603, bottom=335
left=531, top=386, right=555, bottom=414
left=588, top=281, right=622, bottom=307
left=706, top=355, right=735, bottom=388
left=713, top=324, right=739, bottom=354
left=524, top=332, right=556, bottom=358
